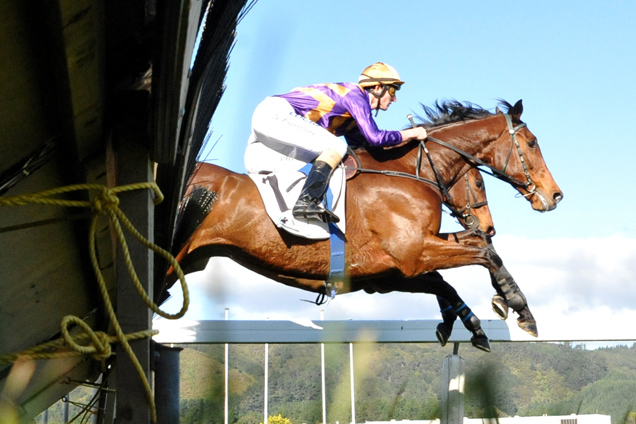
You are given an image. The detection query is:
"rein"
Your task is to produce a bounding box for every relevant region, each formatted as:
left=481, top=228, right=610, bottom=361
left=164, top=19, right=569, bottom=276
left=344, top=145, right=440, bottom=188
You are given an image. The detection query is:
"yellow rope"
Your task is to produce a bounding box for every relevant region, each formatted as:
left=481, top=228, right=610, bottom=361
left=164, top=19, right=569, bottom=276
left=0, top=324, right=157, bottom=363
left=0, top=182, right=190, bottom=422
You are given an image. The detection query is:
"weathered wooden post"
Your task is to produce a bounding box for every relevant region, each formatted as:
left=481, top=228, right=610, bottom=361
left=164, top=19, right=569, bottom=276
left=115, top=91, right=154, bottom=423
left=154, top=343, right=183, bottom=424
left=440, top=343, right=465, bottom=424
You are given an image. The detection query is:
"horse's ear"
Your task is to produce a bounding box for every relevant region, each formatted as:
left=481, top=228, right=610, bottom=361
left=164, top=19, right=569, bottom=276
left=495, top=106, right=502, bottom=114
left=511, top=100, right=523, bottom=120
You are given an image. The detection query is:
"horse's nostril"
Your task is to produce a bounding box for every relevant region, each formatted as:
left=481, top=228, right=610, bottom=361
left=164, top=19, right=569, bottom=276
left=488, top=227, right=496, bottom=237
left=554, top=192, right=563, bottom=203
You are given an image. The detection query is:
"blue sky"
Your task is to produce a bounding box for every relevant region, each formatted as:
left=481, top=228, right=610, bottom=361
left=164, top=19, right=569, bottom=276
left=159, top=1, right=636, bottom=345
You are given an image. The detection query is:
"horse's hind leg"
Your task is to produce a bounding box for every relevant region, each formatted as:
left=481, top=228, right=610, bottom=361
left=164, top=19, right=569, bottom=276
left=434, top=295, right=490, bottom=353
left=435, top=296, right=456, bottom=347
left=381, top=272, right=491, bottom=353
left=454, top=302, right=491, bottom=352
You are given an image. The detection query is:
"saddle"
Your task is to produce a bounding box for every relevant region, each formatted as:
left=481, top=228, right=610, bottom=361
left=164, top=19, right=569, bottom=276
left=343, top=153, right=360, bottom=180
left=248, top=150, right=361, bottom=240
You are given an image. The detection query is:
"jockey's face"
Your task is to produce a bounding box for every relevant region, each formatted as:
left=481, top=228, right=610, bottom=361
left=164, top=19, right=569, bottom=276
left=369, top=84, right=397, bottom=111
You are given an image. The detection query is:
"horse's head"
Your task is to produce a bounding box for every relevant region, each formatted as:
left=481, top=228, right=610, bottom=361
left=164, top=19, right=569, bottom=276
left=489, top=100, right=563, bottom=212
left=447, top=168, right=496, bottom=236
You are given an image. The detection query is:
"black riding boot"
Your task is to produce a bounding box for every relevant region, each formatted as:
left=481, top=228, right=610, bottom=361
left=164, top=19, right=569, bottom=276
left=292, top=161, right=339, bottom=223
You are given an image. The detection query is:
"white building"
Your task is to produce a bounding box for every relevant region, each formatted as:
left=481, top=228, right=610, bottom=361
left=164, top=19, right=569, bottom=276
left=365, top=414, right=612, bottom=424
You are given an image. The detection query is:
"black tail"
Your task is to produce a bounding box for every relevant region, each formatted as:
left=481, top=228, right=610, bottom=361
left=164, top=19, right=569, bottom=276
left=172, top=185, right=218, bottom=255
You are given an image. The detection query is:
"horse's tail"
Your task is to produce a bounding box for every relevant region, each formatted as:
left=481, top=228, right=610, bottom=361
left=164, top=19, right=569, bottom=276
left=172, top=185, right=218, bottom=256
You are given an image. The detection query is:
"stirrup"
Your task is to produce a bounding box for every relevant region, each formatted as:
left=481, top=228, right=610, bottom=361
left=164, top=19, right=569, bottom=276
left=293, top=202, right=340, bottom=223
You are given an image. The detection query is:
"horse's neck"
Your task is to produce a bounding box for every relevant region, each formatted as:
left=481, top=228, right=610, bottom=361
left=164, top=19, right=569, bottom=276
left=353, top=114, right=505, bottom=187
left=426, top=114, right=505, bottom=185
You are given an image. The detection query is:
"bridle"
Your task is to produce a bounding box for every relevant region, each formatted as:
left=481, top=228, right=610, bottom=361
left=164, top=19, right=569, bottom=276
left=446, top=173, right=488, bottom=230
left=344, top=112, right=538, bottom=213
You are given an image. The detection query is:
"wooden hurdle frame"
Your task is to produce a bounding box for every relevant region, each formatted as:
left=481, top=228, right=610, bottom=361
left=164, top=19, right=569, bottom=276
left=152, top=319, right=511, bottom=424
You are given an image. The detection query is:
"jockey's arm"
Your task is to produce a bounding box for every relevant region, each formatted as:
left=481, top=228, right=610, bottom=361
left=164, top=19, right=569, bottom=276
left=384, top=127, right=428, bottom=149
left=400, top=127, right=428, bottom=142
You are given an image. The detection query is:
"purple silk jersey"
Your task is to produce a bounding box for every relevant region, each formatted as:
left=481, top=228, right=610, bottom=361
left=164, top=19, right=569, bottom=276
left=274, top=82, right=403, bottom=147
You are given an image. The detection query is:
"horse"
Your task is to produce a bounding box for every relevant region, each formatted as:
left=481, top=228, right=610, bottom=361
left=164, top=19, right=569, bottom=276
left=167, top=99, right=562, bottom=349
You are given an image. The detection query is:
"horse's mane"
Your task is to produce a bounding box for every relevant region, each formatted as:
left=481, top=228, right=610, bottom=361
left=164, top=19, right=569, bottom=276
left=414, top=99, right=514, bottom=129
left=351, top=99, right=515, bottom=153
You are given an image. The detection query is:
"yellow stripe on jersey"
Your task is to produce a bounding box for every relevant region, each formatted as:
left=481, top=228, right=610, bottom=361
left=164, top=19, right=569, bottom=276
left=294, top=86, right=336, bottom=122
left=323, top=84, right=354, bottom=132
left=325, top=83, right=351, bottom=97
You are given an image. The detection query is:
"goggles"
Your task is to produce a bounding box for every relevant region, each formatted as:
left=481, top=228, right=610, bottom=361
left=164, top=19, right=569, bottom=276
left=385, top=84, right=400, bottom=97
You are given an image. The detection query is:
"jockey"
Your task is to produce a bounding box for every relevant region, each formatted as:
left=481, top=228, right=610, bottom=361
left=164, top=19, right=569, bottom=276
left=244, top=62, right=428, bottom=223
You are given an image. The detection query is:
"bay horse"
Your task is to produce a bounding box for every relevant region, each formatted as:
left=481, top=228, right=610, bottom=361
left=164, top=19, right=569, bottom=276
left=167, top=99, right=562, bottom=349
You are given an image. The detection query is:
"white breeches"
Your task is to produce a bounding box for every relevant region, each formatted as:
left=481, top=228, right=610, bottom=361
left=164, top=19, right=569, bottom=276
left=244, top=96, right=348, bottom=174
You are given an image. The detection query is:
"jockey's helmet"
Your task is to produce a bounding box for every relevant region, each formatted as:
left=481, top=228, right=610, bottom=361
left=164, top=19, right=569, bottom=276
left=358, top=62, right=405, bottom=88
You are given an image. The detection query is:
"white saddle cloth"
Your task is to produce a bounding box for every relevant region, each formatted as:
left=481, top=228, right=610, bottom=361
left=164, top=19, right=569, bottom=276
left=248, top=167, right=346, bottom=240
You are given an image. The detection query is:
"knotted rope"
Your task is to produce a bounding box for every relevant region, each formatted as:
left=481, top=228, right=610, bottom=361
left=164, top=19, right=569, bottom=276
left=0, top=182, right=189, bottom=422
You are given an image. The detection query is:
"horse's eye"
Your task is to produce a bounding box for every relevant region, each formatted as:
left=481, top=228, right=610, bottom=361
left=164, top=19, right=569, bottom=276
left=475, top=180, right=484, bottom=190
left=527, top=139, right=537, bottom=148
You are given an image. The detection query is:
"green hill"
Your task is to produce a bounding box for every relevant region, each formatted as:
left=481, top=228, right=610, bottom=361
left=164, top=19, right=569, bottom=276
left=177, top=342, right=636, bottom=424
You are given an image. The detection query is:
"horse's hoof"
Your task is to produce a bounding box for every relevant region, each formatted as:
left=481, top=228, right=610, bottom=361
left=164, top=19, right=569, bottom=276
left=436, top=323, right=451, bottom=347
left=491, top=294, right=509, bottom=320
left=471, top=335, right=491, bottom=352
left=517, top=317, right=538, bottom=337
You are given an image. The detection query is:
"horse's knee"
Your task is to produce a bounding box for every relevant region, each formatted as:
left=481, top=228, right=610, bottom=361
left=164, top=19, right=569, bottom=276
left=484, top=248, right=503, bottom=271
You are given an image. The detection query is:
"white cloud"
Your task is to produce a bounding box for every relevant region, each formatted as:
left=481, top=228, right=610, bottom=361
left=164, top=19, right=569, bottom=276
left=159, top=235, right=636, bottom=345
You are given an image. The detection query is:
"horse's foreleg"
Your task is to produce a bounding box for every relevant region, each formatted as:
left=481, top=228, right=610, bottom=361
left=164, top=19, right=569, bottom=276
left=438, top=228, right=491, bottom=246
left=490, top=267, right=538, bottom=337
left=270, top=270, right=491, bottom=352
left=408, top=233, right=502, bottom=275
left=486, top=245, right=538, bottom=337
left=435, top=232, right=538, bottom=338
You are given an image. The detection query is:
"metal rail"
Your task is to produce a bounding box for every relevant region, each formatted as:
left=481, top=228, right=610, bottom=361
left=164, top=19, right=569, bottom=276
left=152, top=319, right=511, bottom=344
